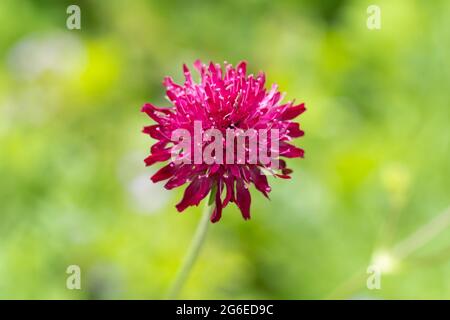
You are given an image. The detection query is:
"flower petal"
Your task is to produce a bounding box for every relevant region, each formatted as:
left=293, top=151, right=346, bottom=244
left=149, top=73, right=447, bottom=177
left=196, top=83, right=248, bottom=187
left=280, top=143, right=304, bottom=158
left=176, top=177, right=212, bottom=212
left=151, top=163, right=176, bottom=183
left=250, top=167, right=271, bottom=198
left=144, top=150, right=171, bottom=166
left=211, top=181, right=223, bottom=223
left=222, top=176, right=235, bottom=207
left=141, top=103, right=172, bottom=124
left=281, top=103, right=306, bottom=121
left=286, top=122, right=304, bottom=138
left=143, top=125, right=165, bottom=140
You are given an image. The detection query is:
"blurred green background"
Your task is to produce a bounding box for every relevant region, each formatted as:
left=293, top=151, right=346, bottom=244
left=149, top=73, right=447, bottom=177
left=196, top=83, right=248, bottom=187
left=0, top=0, right=449, bottom=299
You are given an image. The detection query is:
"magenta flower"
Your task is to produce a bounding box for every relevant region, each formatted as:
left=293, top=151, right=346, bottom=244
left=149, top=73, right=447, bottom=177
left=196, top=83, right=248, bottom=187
left=142, top=60, right=305, bottom=222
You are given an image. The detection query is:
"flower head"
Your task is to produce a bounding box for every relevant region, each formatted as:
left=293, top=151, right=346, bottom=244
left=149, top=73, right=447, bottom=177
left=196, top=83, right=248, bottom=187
left=142, top=60, right=305, bottom=222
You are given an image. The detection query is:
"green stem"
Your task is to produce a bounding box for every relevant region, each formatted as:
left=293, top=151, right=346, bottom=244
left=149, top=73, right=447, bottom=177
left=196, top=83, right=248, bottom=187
left=166, top=194, right=215, bottom=299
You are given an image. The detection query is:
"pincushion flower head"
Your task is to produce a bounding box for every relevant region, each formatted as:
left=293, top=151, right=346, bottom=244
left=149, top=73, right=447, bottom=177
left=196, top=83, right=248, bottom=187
left=142, top=60, right=305, bottom=223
